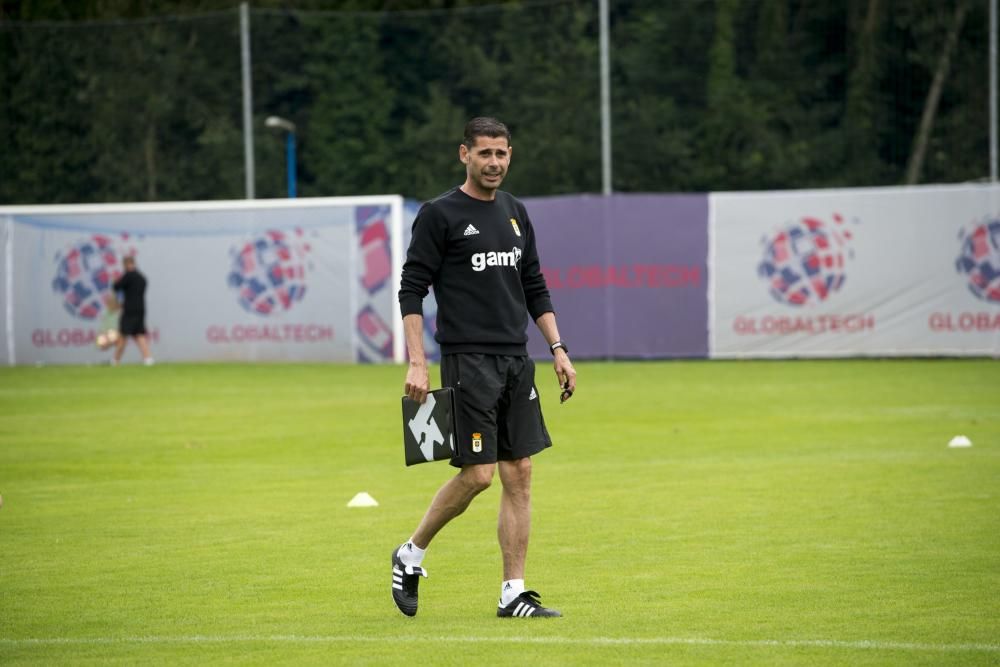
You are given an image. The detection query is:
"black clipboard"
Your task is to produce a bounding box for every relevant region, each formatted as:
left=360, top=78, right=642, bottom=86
left=401, top=387, right=458, bottom=466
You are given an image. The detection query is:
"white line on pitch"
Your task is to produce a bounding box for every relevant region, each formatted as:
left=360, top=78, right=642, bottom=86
left=1, top=636, right=998, bottom=653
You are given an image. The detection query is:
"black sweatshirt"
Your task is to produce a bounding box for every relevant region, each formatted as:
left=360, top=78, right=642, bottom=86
left=113, top=270, right=147, bottom=316
left=398, top=187, right=553, bottom=356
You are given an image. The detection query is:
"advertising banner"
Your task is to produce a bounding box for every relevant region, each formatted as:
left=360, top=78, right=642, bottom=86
left=1, top=197, right=404, bottom=365
left=5, top=185, right=996, bottom=365
left=711, top=185, right=1000, bottom=357
left=523, top=193, right=709, bottom=359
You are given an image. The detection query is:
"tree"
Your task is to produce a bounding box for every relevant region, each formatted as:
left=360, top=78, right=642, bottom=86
left=904, top=0, right=971, bottom=184
left=298, top=12, right=395, bottom=196
left=0, top=0, right=993, bottom=203
left=610, top=0, right=709, bottom=191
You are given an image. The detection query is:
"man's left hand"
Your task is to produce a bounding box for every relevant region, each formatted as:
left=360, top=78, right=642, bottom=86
left=553, top=349, right=576, bottom=403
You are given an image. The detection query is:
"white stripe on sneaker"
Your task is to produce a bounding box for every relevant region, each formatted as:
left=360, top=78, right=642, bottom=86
left=526, top=607, right=535, bottom=617
left=512, top=602, right=525, bottom=617
left=392, top=583, right=403, bottom=590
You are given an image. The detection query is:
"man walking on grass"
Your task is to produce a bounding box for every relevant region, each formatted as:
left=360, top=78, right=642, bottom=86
left=393, top=117, right=576, bottom=619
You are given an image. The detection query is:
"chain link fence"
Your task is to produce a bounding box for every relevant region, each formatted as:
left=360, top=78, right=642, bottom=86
left=0, top=0, right=990, bottom=204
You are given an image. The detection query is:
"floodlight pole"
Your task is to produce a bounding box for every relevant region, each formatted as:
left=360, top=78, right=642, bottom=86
left=284, top=131, right=297, bottom=198
left=265, top=116, right=297, bottom=198
left=599, top=0, right=612, bottom=195
left=240, top=2, right=256, bottom=199
left=991, top=0, right=997, bottom=181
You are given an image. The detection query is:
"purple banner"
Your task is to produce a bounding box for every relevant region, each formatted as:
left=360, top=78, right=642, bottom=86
left=525, top=194, right=709, bottom=359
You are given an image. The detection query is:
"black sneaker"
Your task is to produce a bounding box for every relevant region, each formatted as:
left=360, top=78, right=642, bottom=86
left=497, top=590, right=562, bottom=618
left=391, top=545, right=427, bottom=617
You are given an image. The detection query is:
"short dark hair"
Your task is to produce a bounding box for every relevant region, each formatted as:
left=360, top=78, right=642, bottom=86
left=463, top=117, right=511, bottom=149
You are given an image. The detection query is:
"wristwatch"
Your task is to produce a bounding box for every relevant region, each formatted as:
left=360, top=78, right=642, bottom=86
left=549, top=341, right=569, bottom=355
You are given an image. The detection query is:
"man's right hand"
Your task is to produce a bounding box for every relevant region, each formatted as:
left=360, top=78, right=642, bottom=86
left=404, top=361, right=430, bottom=403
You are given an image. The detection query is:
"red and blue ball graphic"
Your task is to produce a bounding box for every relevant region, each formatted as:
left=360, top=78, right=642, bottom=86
left=51, top=235, right=122, bottom=320
left=758, top=214, right=855, bottom=307
left=955, top=220, right=1000, bottom=304
left=228, top=230, right=311, bottom=316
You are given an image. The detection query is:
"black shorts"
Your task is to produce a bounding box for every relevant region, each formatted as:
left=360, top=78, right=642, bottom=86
left=441, top=353, right=552, bottom=468
left=119, top=313, right=147, bottom=337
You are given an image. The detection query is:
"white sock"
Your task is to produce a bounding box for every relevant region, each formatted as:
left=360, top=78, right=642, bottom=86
left=397, top=540, right=425, bottom=567
left=500, top=579, right=525, bottom=606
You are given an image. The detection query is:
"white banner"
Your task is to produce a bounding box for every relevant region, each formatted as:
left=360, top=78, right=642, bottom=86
left=711, top=184, right=1000, bottom=357
left=0, top=197, right=404, bottom=365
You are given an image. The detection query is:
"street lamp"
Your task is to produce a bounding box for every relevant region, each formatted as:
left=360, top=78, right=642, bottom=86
left=265, top=115, right=297, bottom=198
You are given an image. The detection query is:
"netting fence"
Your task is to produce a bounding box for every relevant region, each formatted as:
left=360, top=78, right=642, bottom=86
left=0, top=0, right=991, bottom=204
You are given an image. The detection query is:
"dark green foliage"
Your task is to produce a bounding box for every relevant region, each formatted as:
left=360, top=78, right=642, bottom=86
left=0, top=0, right=990, bottom=203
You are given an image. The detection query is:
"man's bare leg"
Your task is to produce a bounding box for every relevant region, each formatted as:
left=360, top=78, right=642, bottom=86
left=392, top=463, right=494, bottom=617
left=410, top=463, right=495, bottom=549
left=494, top=456, right=559, bottom=616
left=136, top=334, right=153, bottom=363
left=112, top=335, right=127, bottom=365
left=497, top=457, right=532, bottom=580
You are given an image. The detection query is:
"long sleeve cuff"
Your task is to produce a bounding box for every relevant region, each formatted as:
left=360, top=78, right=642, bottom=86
left=399, top=296, right=424, bottom=318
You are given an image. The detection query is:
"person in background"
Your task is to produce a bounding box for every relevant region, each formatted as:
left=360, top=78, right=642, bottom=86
left=112, top=256, right=154, bottom=366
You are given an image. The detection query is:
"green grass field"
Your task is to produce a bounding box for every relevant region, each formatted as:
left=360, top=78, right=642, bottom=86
left=1, top=359, right=998, bottom=665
